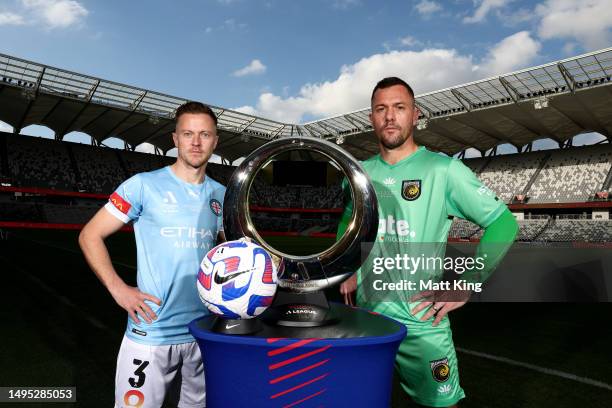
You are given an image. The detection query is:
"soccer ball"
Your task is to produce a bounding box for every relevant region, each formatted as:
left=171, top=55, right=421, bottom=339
left=197, top=238, right=278, bottom=319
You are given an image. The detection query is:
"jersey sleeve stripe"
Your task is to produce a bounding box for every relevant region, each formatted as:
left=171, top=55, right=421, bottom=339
left=104, top=201, right=131, bottom=224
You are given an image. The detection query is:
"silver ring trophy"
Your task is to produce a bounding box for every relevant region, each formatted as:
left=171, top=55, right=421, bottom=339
left=223, top=136, right=378, bottom=327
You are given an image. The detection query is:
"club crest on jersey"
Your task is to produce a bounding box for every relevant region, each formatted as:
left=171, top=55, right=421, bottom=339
left=209, top=199, right=222, bottom=216
left=430, top=357, right=450, bottom=382
left=402, top=180, right=421, bottom=201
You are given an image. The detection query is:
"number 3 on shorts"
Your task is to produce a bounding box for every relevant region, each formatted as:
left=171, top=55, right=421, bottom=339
left=129, top=359, right=149, bottom=388
left=123, top=359, right=149, bottom=407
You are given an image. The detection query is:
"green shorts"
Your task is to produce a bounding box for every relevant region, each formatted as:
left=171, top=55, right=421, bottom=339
left=394, top=319, right=465, bottom=407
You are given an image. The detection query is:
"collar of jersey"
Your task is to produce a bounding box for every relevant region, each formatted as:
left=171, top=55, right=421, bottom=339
left=376, top=146, right=426, bottom=168
left=165, top=166, right=208, bottom=191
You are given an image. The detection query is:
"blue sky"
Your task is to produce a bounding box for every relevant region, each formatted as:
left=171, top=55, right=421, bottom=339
left=1, top=0, right=611, bottom=156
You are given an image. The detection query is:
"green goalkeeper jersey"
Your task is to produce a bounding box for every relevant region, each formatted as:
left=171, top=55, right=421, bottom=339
left=341, top=146, right=506, bottom=324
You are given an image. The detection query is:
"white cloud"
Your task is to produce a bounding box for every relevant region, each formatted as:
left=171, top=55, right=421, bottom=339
left=205, top=18, right=247, bottom=34
left=222, top=18, right=246, bottom=31
left=536, top=0, right=612, bottom=50
left=384, top=36, right=428, bottom=52
left=241, top=49, right=474, bottom=123
left=21, top=0, right=88, bottom=29
left=233, top=105, right=258, bottom=116
left=463, top=0, right=512, bottom=24
left=232, top=59, right=267, bottom=77
left=415, top=0, right=442, bottom=16
left=236, top=32, right=541, bottom=123
left=480, top=31, right=541, bottom=76
left=399, top=35, right=421, bottom=47
left=333, top=0, right=360, bottom=10
left=496, top=7, right=534, bottom=26
left=563, top=42, right=578, bottom=55
left=0, top=12, right=25, bottom=25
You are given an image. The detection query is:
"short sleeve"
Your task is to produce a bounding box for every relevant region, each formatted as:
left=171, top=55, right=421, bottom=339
left=446, top=159, right=505, bottom=228
left=104, top=174, right=144, bottom=224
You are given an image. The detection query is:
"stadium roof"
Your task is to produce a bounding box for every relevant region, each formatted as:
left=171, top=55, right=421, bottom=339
left=0, top=47, right=611, bottom=161
left=308, top=47, right=612, bottom=158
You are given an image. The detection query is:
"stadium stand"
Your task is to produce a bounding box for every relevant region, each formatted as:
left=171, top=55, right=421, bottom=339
left=448, top=219, right=481, bottom=240
left=525, top=144, right=612, bottom=203
left=517, top=217, right=550, bottom=241
left=0, top=193, right=44, bottom=222
left=2, top=132, right=234, bottom=195
left=71, top=143, right=126, bottom=194
left=300, top=185, right=342, bottom=209
left=250, top=183, right=298, bottom=207
left=473, top=151, right=548, bottom=203
left=0, top=133, right=610, bottom=243
left=249, top=183, right=342, bottom=209
left=206, top=163, right=235, bottom=186
left=4, top=132, right=75, bottom=190
left=3, top=131, right=611, bottom=207
left=462, top=156, right=489, bottom=174
left=450, top=216, right=558, bottom=242
left=0, top=132, right=10, bottom=182
left=0, top=202, right=42, bottom=222
left=251, top=212, right=293, bottom=232
left=538, top=218, right=612, bottom=242
left=42, top=203, right=98, bottom=224
left=121, top=149, right=167, bottom=177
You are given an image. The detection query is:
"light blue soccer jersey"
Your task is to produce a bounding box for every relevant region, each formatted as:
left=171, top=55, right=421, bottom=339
left=105, top=166, right=225, bottom=345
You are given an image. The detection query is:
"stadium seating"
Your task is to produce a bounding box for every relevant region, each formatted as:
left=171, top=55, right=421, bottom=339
left=251, top=212, right=338, bottom=234
left=538, top=219, right=612, bottom=242
left=0, top=201, right=43, bottom=222
left=0, top=133, right=9, bottom=181
left=462, top=156, right=489, bottom=174
left=71, top=143, right=126, bottom=194
left=449, top=216, right=551, bottom=242
left=250, top=183, right=299, bottom=208
left=448, top=219, right=481, bottom=239
left=249, top=183, right=342, bottom=209
left=206, top=163, right=235, bottom=186
left=517, top=217, right=550, bottom=241
left=251, top=212, right=293, bottom=232
left=4, top=133, right=611, bottom=206
left=5, top=134, right=76, bottom=190
left=474, top=151, right=547, bottom=203
left=526, top=145, right=612, bottom=203
left=1, top=133, right=610, bottom=244
left=42, top=203, right=98, bottom=224
left=121, top=150, right=167, bottom=177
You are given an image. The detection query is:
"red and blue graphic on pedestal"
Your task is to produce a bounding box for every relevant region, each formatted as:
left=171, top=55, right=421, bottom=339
left=189, top=303, right=406, bottom=407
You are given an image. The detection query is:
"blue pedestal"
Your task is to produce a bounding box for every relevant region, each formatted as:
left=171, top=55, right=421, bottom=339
left=189, top=303, right=406, bottom=408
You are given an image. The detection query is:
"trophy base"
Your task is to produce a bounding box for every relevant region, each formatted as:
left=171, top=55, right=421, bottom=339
left=262, top=290, right=338, bottom=327
left=211, top=316, right=262, bottom=335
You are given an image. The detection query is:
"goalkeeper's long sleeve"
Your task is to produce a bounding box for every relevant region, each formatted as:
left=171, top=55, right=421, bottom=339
left=468, top=207, right=518, bottom=283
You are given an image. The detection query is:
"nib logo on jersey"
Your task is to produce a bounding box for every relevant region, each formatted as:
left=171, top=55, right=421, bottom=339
left=160, top=226, right=215, bottom=249
left=378, top=215, right=416, bottom=242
